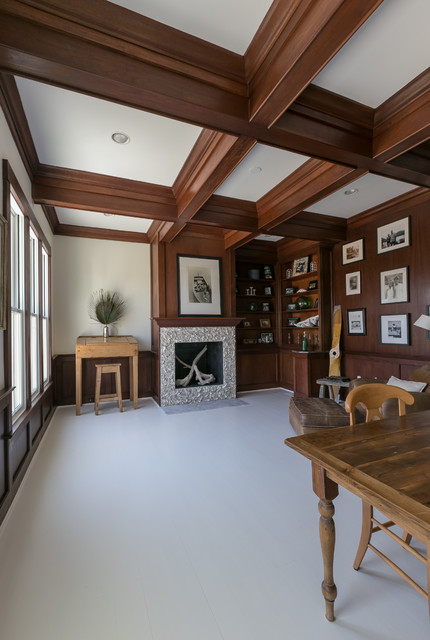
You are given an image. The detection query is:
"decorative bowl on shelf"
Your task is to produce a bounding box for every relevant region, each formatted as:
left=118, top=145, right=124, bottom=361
left=295, top=296, right=311, bottom=309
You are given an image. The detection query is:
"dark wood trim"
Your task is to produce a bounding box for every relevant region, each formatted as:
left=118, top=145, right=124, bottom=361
left=153, top=317, right=243, bottom=328
left=0, top=72, right=39, bottom=179
left=42, top=204, right=59, bottom=234
left=274, top=211, right=347, bottom=243
left=224, top=230, right=260, bottom=251
left=33, top=165, right=177, bottom=221
left=55, top=224, right=150, bottom=243
left=192, top=195, right=258, bottom=232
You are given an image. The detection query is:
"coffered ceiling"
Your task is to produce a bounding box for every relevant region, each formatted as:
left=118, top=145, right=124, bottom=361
left=0, top=0, right=429, bottom=248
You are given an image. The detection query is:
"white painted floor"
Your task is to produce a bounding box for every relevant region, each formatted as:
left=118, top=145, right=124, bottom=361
left=0, top=389, right=428, bottom=639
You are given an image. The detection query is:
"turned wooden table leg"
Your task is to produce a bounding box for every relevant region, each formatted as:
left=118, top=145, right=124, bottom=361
left=312, top=462, right=339, bottom=621
left=318, top=497, right=337, bottom=621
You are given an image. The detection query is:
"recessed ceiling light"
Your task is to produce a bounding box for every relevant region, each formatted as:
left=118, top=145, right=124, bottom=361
left=344, top=188, right=359, bottom=196
left=103, top=213, right=115, bottom=217
left=249, top=166, right=263, bottom=175
left=111, top=132, right=130, bottom=145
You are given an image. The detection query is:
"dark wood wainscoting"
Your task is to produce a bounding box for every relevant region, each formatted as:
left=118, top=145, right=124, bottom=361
left=236, top=345, right=279, bottom=391
left=53, top=351, right=153, bottom=406
left=343, top=352, right=430, bottom=381
left=0, top=384, right=55, bottom=526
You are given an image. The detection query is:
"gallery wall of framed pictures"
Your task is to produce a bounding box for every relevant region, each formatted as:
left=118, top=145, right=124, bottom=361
left=333, top=195, right=430, bottom=359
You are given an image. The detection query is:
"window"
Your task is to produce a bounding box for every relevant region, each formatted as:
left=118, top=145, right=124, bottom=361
left=8, top=188, right=51, bottom=420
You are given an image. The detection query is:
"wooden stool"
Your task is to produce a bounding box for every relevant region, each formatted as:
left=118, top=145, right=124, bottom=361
left=94, top=363, right=123, bottom=415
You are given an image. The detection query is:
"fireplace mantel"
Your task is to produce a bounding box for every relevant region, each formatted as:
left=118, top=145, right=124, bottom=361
left=153, top=317, right=243, bottom=328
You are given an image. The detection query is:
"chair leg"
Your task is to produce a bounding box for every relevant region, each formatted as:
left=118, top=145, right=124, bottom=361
left=115, top=367, right=123, bottom=412
left=353, top=501, right=373, bottom=570
left=95, top=367, right=102, bottom=416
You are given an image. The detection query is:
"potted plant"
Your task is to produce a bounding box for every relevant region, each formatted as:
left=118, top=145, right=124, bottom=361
left=88, top=289, right=126, bottom=340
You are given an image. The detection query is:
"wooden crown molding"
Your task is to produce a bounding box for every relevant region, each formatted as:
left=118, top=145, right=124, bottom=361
left=273, top=211, right=346, bottom=243
left=55, top=223, right=149, bottom=244
left=346, top=187, right=430, bottom=229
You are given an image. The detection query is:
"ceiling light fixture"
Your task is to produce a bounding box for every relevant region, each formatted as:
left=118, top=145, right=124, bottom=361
left=111, top=132, right=130, bottom=145
left=103, top=213, right=115, bottom=217
left=249, top=166, right=263, bottom=175
left=344, top=188, right=359, bottom=196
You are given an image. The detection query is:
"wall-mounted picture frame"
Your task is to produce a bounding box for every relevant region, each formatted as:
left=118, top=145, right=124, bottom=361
left=347, top=308, right=366, bottom=336
left=260, top=332, right=274, bottom=343
left=0, top=215, right=6, bottom=330
left=380, top=266, right=408, bottom=304
left=287, top=317, right=300, bottom=327
left=259, top=318, right=271, bottom=329
left=377, top=216, right=410, bottom=254
left=292, top=256, right=309, bottom=276
left=177, top=254, right=222, bottom=316
left=346, top=271, right=361, bottom=296
left=379, top=313, right=410, bottom=345
left=342, top=238, right=364, bottom=265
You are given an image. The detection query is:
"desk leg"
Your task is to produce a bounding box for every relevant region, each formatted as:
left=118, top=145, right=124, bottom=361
left=319, top=384, right=325, bottom=398
left=132, top=354, right=138, bottom=409
left=76, top=355, right=82, bottom=416
left=312, top=463, right=339, bottom=621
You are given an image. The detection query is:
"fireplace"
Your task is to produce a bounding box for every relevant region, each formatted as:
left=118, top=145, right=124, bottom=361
left=154, top=318, right=241, bottom=406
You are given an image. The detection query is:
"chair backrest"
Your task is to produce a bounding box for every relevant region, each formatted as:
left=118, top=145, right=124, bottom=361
left=345, top=383, right=415, bottom=425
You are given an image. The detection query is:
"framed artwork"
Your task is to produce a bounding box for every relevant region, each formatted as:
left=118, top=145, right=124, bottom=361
left=379, top=313, right=410, bottom=345
left=287, top=317, right=300, bottom=327
left=264, top=285, right=273, bottom=295
left=377, top=216, right=410, bottom=254
left=259, top=318, right=271, bottom=329
left=346, top=271, right=361, bottom=296
left=286, top=302, right=297, bottom=310
left=307, top=280, right=318, bottom=290
left=342, top=238, right=364, bottom=265
left=249, top=301, right=259, bottom=312
left=261, top=302, right=271, bottom=312
left=347, top=308, right=366, bottom=336
left=177, top=254, right=222, bottom=316
left=260, top=332, right=274, bottom=343
left=292, top=256, right=309, bottom=276
left=380, top=266, right=408, bottom=304
left=0, top=216, right=6, bottom=330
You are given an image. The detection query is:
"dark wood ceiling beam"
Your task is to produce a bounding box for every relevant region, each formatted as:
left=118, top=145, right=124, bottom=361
left=159, top=132, right=256, bottom=242
left=224, top=230, right=260, bottom=251
left=56, top=223, right=149, bottom=243
left=246, top=0, right=384, bottom=126
left=32, top=166, right=177, bottom=221
left=272, top=211, right=347, bottom=243
left=374, top=69, right=430, bottom=161
left=257, top=159, right=366, bottom=230
left=190, top=195, right=258, bottom=232
left=388, top=142, right=430, bottom=176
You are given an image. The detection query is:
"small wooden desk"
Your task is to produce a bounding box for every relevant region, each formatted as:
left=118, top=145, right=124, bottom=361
left=76, top=336, right=138, bottom=415
left=285, top=411, right=430, bottom=621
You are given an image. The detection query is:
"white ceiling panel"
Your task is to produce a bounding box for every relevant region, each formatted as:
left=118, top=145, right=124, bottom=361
left=214, top=144, right=309, bottom=202
left=306, top=174, right=417, bottom=218
left=110, top=0, right=273, bottom=54
left=313, top=0, right=430, bottom=107
left=56, top=208, right=153, bottom=233
left=16, top=77, right=202, bottom=186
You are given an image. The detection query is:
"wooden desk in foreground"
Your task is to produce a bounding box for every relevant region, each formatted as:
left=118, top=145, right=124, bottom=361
left=285, top=411, right=430, bottom=621
left=76, top=336, right=138, bottom=415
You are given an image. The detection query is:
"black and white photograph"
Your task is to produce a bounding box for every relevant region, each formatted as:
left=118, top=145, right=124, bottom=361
left=264, top=285, right=273, bottom=295
left=260, top=332, right=274, bottom=343
left=379, top=313, right=410, bottom=345
left=342, top=238, right=364, bottom=265
left=377, top=216, right=410, bottom=254
left=177, top=255, right=222, bottom=316
left=380, top=267, right=408, bottom=304
left=292, top=256, right=309, bottom=276
left=347, top=308, right=366, bottom=335
left=346, top=271, right=361, bottom=296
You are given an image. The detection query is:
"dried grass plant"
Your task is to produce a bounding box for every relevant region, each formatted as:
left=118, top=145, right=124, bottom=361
left=88, top=289, right=126, bottom=327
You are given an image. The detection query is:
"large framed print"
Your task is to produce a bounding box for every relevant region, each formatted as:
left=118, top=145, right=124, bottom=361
left=342, top=238, right=364, bottom=265
left=379, top=313, right=410, bottom=345
left=347, top=308, right=366, bottom=336
left=377, top=216, right=410, bottom=254
left=177, top=255, right=222, bottom=316
left=380, top=266, right=408, bottom=304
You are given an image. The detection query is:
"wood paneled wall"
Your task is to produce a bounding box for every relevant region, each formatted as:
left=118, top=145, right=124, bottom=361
left=53, top=352, right=153, bottom=406
left=333, top=189, right=430, bottom=376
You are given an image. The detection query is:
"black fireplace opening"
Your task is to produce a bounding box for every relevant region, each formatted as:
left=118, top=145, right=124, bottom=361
left=175, top=341, right=223, bottom=388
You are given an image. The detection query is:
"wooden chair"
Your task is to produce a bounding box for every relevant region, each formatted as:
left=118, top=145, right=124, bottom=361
left=345, top=383, right=428, bottom=600
left=94, top=363, right=123, bottom=415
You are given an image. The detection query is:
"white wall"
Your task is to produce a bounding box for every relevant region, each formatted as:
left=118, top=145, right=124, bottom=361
left=52, top=236, right=151, bottom=354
